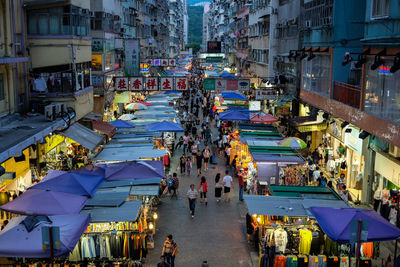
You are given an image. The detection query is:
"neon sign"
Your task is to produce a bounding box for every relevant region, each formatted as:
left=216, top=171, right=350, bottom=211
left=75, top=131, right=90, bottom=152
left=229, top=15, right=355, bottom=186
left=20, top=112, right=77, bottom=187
left=378, top=66, right=392, bottom=76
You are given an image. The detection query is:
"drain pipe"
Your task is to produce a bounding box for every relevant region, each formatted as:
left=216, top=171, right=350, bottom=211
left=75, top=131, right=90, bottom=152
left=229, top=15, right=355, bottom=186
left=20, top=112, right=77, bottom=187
left=10, top=0, right=20, bottom=113
left=20, top=0, right=29, bottom=113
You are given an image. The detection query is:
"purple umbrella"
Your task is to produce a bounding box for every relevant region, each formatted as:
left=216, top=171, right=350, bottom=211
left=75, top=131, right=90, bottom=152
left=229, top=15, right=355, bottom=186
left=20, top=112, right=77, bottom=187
left=105, top=161, right=165, bottom=181
left=31, top=170, right=104, bottom=197
left=0, top=189, right=88, bottom=216
left=0, top=214, right=90, bottom=257
left=310, top=207, right=400, bottom=243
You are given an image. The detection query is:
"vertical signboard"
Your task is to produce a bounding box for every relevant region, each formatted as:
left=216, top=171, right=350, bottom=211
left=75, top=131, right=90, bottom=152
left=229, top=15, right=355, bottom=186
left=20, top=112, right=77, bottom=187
left=145, top=77, right=158, bottom=91
left=160, top=77, right=174, bottom=91
left=226, top=79, right=238, bottom=91
left=130, top=77, right=143, bottom=91
left=176, top=77, right=188, bottom=90
left=124, top=39, right=140, bottom=76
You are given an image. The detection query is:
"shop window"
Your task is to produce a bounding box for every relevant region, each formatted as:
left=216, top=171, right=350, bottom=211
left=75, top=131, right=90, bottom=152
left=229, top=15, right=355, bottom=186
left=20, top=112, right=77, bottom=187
left=364, top=59, right=400, bottom=126
left=301, top=54, right=331, bottom=98
left=0, top=74, right=4, bottom=101
left=371, top=0, right=389, bottom=18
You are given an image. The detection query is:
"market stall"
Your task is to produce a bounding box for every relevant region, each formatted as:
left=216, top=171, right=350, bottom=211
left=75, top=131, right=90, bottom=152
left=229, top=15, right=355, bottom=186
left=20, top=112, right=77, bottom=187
left=244, top=194, right=354, bottom=267
left=93, top=144, right=166, bottom=162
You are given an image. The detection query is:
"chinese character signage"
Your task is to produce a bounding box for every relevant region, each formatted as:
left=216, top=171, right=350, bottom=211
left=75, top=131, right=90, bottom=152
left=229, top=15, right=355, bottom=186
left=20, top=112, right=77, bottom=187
left=176, top=77, right=188, bottom=91
left=169, top=59, right=176, bottom=66
left=145, top=59, right=153, bottom=65
left=255, top=89, right=277, bottom=100
left=115, top=77, right=129, bottom=91
left=153, top=59, right=161, bottom=66
left=124, top=39, right=140, bottom=76
left=160, top=77, right=174, bottom=91
left=161, top=59, right=169, bottom=66
left=203, top=78, right=216, bottom=91
left=207, top=41, right=222, bottom=53
left=130, top=77, right=143, bottom=91
left=145, top=77, right=158, bottom=91
left=238, top=79, right=250, bottom=91
left=215, top=79, right=227, bottom=91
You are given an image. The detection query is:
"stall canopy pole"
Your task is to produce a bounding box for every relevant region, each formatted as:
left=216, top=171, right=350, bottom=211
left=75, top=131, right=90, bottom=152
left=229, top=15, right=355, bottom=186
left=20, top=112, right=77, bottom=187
left=49, top=226, right=54, bottom=267
left=355, top=219, right=362, bottom=267
left=394, top=239, right=398, bottom=267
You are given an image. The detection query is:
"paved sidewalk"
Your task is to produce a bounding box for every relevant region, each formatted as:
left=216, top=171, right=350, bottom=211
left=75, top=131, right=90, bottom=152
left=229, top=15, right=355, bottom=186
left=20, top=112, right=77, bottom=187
left=145, top=137, right=256, bottom=266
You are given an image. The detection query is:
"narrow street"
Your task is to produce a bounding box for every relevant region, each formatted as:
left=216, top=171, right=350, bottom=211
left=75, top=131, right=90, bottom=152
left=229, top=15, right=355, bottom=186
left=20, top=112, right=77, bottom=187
left=146, top=132, right=255, bottom=266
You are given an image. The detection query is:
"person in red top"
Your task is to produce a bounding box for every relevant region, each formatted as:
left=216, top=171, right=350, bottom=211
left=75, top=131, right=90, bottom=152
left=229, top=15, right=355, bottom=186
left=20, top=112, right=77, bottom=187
left=163, top=151, right=170, bottom=173
left=238, top=169, right=245, bottom=202
left=199, top=176, right=208, bottom=206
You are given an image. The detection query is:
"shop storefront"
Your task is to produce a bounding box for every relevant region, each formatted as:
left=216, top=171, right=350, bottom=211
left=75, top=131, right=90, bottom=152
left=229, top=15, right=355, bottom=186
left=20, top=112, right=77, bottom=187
left=344, top=126, right=365, bottom=202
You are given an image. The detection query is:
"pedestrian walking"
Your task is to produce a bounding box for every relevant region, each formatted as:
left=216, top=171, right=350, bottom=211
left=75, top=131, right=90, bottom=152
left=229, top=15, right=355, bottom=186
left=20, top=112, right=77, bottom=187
left=195, top=150, right=203, bottom=176
left=183, top=133, right=189, bottom=154
left=199, top=176, right=208, bottom=205
left=225, top=144, right=231, bottom=166
left=178, top=154, right=186, bottom=175
left=186, top=184, right=198, bottom=218
left=222, top=170, right=234, bottom=202
left=170, top=173, right=179, bottom=199
left=191, top=141, right=198, bottom=163
left=175, top=136, right=184, bottom=150
left=186, top=156, right=192, bottom=176
left=161, top=234, right=178, bottom=267
left=203, top=145, right=211, bottom=171
left=238, top=169, right=245, bottom=201
left=215, top=173, right=223, bottom=203
left=157, top=256, right=170, bottom=267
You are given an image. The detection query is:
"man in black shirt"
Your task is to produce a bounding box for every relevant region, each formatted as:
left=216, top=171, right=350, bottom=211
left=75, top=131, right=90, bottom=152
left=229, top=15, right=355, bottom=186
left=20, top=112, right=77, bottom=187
left=196, top=151, right=203, bottom=176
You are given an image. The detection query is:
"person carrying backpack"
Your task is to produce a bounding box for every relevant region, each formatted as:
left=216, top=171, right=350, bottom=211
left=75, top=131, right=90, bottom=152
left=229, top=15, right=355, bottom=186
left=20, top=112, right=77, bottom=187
left=162, top=234, right=179, bottom=267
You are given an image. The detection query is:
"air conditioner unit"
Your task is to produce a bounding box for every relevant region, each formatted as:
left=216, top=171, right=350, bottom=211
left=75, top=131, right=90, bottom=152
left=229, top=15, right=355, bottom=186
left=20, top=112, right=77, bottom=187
left=53, top=102, right=67, bottom=115
left=90, top=11, right=95, bottom=17
left=389, top=145, right=400, bottom=158
left=114, top=15, right=120, bottom=20
left=305, top=20, right=312, bottom=28
left=45, top=104, right=56, bottom=121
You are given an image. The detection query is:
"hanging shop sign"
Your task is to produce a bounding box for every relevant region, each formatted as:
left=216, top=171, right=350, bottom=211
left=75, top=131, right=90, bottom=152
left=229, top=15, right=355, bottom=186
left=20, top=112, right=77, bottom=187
left=206, top=57, right=223, bottom=63
left=344, top=126, right=363, bottom=155
left=176, top=77, right=188, bottom=91
left=207, top=41, right=222, bottom=53
left=145, top=59, right=153, bottom=65
left=145, top=77, right=159, bottom=91
left=215, top=79, right=227, bottom=91
left=374, top=153, right=400, bottom=187
left=238, top=79, right=250, bottom=91
left=143, top=59, right=177, bottom=66
left=169, top=59, right=176, bottom=66
left=115, top=77, right=129, bottom=91
left=204, top=78, right=216, bottom=91
left=255, top=89, right=277, bottom=100
left=226, top=79, right=238, bottom=91
left=160, top=59, right=169, bottom=67
left=130, top=77, right=143, bottom=91
left=140, top=64, right=149, bottom=72
left=124, top=39, right=140, bottom=76
left=160, top=77, right=174, bottom=91
left=329, top=119, right=344, bottom=142
left=153, top=59, right=161, bottom=66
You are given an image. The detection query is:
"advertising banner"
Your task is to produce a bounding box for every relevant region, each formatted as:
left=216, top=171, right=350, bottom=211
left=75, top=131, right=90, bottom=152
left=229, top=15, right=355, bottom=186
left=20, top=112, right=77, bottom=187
left=215, top=79, right=227, bottom=91
left=238, top=79, right=250, bottom=91
left=145, top=77, right=158, bottom=91
left=160, top=77, right=174, bottom=91
left=130, top=77, right=143, bottom=91
left=226, top=79, right=238, bottom=91
left=255, top=89, right=277, bottom=100
left=176, top=77, right=188, bottom=90
left=124, top=39, right=140, bottom=76
left=203, top=78, right=215, bottom=91
left=115, top=77, right=129, bottom=91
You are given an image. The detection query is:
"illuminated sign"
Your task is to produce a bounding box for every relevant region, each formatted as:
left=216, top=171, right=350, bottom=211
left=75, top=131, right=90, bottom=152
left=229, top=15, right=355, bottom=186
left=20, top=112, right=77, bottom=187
left=378, top=66, right=392, bottom=76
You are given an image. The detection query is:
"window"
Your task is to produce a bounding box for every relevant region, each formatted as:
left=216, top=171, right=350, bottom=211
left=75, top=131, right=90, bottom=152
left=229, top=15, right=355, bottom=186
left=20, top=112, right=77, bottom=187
left=364, top=58, right=400, bottom=126
left=371, top=0, right=389, bottom=18
left=301, top=54, right=331, bottom=97
left=27, top=5, right=89, bottom=36
left=0, top=74, right=4, bottom=101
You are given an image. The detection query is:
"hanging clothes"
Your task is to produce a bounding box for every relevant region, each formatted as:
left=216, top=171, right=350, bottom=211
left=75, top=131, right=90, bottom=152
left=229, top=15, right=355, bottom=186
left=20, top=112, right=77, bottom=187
left=274, top=228, right=288, bottom=253
left=361, top=242, right=373, bottom=258
left=327, top=256, right=340, bottom=267
left=310, top=229, right=324, bottom=255
left=273, top=255, right=286, bottom=267
left=81, top=236, right=96, bottom=258
left=299, top=229, right=312, bottom=255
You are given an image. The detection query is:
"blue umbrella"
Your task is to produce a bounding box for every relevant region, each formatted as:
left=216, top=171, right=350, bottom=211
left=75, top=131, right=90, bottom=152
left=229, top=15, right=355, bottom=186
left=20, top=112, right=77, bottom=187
left=310, top=207, right=400, bottom=243
left=146, top=121, right=184, bottom=132
left=31, top=170, right=104, bottom=197
left=0, top=214, right=90, bottom=257
left=110, top=120, right=135, bottom=128
left=219, top=111, right=250, bottom=121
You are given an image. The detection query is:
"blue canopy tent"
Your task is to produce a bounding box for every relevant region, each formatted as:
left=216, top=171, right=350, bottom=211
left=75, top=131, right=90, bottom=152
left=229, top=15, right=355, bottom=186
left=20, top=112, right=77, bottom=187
left=219, top=111, right=250, bottom=121
left=310, top=207, right=400, bottom=243
left=0, top=189, right=88, bottom=215
left=220, top=72, right=236, bottom=79
left=31, top=170, right=104, bottom=197
left=146, top=120, right=184, bottom=132
left=221, top=92, right=247, bottom=100
left=110, top=120, right=135, bottom=129
left=0, top=214, right=90, bottom=257
left=105, top=161, right=164, bottom=181
left=82, top=200, right=142, bottom=222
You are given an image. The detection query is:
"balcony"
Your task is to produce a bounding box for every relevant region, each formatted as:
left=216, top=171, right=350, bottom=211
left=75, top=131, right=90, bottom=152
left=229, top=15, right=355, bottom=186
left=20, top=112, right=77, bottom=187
left=332, top=81, right=361, bottom=109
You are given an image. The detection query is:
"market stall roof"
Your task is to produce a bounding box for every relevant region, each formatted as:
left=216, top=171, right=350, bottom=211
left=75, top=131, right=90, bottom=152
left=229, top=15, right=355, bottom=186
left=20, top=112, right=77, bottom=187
left=244, top=195, right=350, bottom=217
left=113, top=132, right=160, bottom=138
left=269, top=185, right=343, bottom=200
left=99, top=177, right=162, bottom=189
left=219, top=111, right=250, bottom=121
left=146, top=121, right=184, bottom=132
left=310, top=207, right=400, bottom=243
left=130, top=185, right=159, bottom=196
left=60, top=122, right=104, bottom=151
left=275, top=94, right=295, bottom=106
left=241, top=138, right=282, bottom=147
left=110, top=120, right=135, bottom=129
left=84, top=112, right=103, bottom=121
left=31, top=170, right=104, bottom=197
left=250, top=114, right=278, bottom=124
left=82, top=200, right=141, bottom=223
left=85, top=187, right=130, bottom=207
left=249, top=146, right=300, bottom=155
left=241, top=131, right=283, bottom=138
left=108, top=137, right=153, bottom=144
left=239, top=123, right=278, bottom=131
left=93, top=146, right=166, bottom=162
left=0, top=189, right=88, bottom=215
left=251, top=153, right=305, bottom=164
left=105, top=160, right=164, bottom=181
left=92, top=120, right=116, bottom=138
left=0, top=214, right=90, bottom=257
left=221, top=92, right=247, bottom=100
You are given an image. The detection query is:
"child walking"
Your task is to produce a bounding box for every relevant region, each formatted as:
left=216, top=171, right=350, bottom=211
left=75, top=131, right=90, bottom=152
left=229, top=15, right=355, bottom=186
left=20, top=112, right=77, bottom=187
left=199, top=176, right=208, bottom=205
left=186, top=157, right=192, bottom=176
